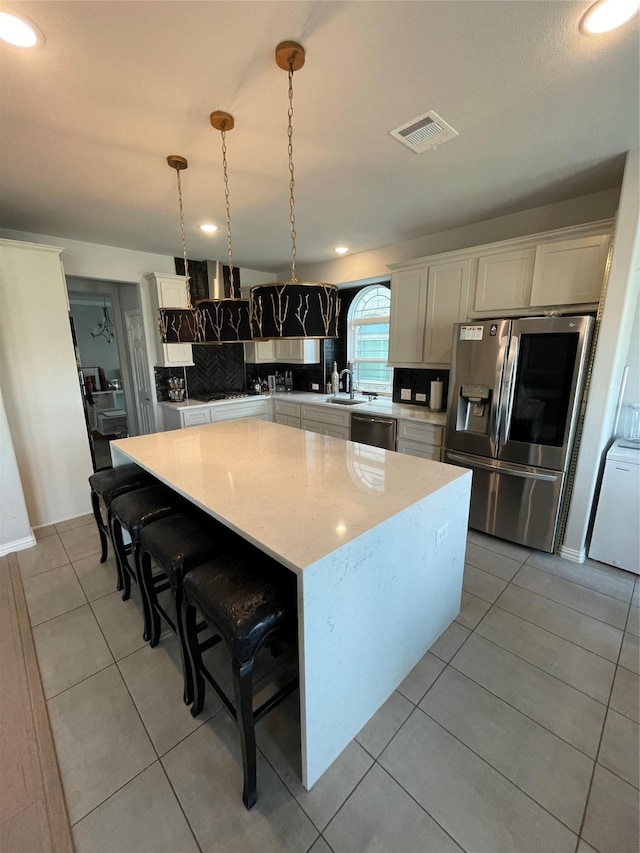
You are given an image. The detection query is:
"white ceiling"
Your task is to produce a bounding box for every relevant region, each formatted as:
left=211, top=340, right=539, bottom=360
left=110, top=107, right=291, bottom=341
left=1, top=1, right=638, bottom=274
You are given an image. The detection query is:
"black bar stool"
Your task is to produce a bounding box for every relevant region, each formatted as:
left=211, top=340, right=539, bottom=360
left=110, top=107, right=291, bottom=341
left=109, top=485, right=183, bottom=638
left=88, top=464, right=155, bottom=563
left=138, top=512, right=233, bottom=703
left=183, top=551, right=298, bottom=809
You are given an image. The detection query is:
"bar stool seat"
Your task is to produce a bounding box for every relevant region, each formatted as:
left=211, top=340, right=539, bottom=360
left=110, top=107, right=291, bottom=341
left=138, top=512, right=233, bottom=702
left=110, top=485, right=183, bottom=637
left=183, top=551, right=298, bottom=809
left=89, top=464, right=155, bottom=563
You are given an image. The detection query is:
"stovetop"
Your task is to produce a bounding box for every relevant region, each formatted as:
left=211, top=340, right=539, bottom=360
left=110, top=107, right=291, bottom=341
left=190, top=390, right=261, bottom=402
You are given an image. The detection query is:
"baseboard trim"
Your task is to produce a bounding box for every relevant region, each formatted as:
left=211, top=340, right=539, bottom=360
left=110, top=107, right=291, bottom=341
left=2, top=553, right=74, bottom=852
left=0, top=533, right=36, bottom=557
left=558, top=544, right=586, bottom=563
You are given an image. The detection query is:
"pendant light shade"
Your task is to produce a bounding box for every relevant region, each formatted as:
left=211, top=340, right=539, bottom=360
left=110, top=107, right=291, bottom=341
left=193, top=111, right=252, bottom=344
left=251, top=282, right=340, bottom=338
left=250, top=41, right=339, bottom=340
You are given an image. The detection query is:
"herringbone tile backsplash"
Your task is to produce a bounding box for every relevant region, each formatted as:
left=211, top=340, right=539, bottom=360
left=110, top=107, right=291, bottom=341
left=155, top=344, right=245, bottom=400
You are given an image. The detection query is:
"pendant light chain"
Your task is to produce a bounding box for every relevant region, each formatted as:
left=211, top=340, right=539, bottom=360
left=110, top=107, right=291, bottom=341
left=220, top=125, right=236, bottom=297
left=174, top=166, right=192, bottom=309
left=287, top=61, right=297, bottom=282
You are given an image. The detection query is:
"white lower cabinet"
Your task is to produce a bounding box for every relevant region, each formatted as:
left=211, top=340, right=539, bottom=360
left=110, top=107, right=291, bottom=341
left=273, top=400, right=301, bottom=428
left=300, top=404, right=351, bottom=440
left=162, top=398, right=269, bottom=430
left=396, top=420, right=443, bottom=461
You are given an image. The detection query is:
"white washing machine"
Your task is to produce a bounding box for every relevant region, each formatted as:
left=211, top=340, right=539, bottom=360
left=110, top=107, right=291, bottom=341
left=589, top=439, right=640, bottom=574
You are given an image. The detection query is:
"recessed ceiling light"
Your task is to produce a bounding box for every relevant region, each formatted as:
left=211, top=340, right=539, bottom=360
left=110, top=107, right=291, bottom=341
left=335, top=246, right=349, bottom=255
left=0, top=10, right=42, bottom=47
left=580, top=0, right=640, bottom=34
left=199, top=223, right=218, bottom=234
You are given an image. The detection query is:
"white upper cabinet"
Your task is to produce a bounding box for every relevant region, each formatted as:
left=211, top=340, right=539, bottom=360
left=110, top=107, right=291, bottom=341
left=389, top=260, right=470, bottom=367
left=529, top=234, right=610, bottom=307
left=388, top=268, right=429, bottom=365
left=474, top=247, right=535, bottom=313
left=145, top=273, right=194, bottom=367
left=387, top=221, right=612, bottom=368
left=424, top=258, right=473, bottom=364
left=244, top=338, right=320, bottom=364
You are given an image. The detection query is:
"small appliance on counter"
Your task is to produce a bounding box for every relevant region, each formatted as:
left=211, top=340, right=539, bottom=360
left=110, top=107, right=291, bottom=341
left=274, top=371, right=293, bottom=392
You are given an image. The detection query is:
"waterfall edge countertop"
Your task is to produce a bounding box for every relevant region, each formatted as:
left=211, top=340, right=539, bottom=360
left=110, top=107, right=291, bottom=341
left=110, top=419, right=471, bottom=788
left=158, top=391, right=447, bottom=427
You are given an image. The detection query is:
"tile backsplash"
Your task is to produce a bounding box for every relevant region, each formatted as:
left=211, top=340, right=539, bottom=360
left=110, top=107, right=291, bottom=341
left=155, top=342, right=330, bottom=401
left=392, top=368, right=450, bottom=410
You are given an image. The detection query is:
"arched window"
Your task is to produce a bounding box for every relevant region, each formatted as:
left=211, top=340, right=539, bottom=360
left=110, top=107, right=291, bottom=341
left=346, top=284, right=392, bottom=395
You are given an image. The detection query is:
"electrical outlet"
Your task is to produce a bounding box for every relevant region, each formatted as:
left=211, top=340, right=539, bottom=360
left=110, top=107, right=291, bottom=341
left=401, top=388, right=412, bottom=401
left=311, top=383, right=319, bottom=391
left=436, top=523, right=448, bottom=546
left=416, top=392, right=427, bottom=402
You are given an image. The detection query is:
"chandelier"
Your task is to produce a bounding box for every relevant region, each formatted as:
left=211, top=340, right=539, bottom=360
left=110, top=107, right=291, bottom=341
left=90, top=297, right=116, bottom=344
left=249, top=41, right=339, bottom=340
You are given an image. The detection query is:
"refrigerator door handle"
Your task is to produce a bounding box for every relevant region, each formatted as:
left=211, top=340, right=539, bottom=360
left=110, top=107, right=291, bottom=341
left=500, top=334, right=519, bottom=446
left=489, top=332, right=510, bottom=456
left=446, top=453, right=560, bottom=482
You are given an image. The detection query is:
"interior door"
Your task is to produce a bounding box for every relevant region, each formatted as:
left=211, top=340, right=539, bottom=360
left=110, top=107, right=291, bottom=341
left=125, top=309, right=156, bottom=435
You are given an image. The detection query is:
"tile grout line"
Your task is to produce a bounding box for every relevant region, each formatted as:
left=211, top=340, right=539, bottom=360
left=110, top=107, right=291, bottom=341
left=520, top=552, right=636, bottom=605
left=488, top=597, right=623, bottom=667
left=509, top=572, right=632, bottom=630
left=454, top=565, right=611, bottom=758
left=574, top=586, right=636, bottom=847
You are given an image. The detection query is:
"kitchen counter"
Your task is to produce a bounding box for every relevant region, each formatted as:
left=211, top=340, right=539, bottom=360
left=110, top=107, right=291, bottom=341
left=111, top=419, right=470, bottom=788
left=159, top=391, right=447, bottom=426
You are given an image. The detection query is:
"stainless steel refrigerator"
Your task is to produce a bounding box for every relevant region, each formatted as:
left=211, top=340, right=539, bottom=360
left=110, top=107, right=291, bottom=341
left=444, top=315, right=593, bottom=552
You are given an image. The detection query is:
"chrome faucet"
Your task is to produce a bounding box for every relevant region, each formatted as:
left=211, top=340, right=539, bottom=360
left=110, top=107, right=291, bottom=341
left=339, top=364, right=355, bottom=399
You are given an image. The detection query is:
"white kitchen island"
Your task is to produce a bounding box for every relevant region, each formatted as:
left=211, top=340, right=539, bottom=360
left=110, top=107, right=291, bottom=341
left=110, top=419, right=471, bottom=789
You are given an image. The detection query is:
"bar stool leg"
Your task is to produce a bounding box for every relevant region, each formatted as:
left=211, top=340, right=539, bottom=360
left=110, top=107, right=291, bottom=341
left=233, top=659, right=257, bottom=810
left=186, top=602, right=206, bottom=717
left=133, top=547, right=153, bottom=642
left=175, top=585, right=194, bottom=706
left=141, top=552, right=162, bottom=646
left=90, top=489, right=108, bottom=563
left=109, top=516, right=130, bottom=599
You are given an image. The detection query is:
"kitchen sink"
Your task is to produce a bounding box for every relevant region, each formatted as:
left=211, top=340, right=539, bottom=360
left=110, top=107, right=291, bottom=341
left=328, top=398, right=366, bottom=405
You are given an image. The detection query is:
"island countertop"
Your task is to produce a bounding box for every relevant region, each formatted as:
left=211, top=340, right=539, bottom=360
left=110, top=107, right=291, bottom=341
left=111, top=417, right=463, bottom=573
left=110, top=418, right=471, bottom=789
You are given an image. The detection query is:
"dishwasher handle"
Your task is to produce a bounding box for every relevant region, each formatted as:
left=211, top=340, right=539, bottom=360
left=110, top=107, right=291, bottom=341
left=351, top=414, right=396, bottom=426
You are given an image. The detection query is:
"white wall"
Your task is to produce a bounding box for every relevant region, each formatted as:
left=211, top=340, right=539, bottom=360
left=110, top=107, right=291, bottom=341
left=0, top=385, right=34, bottom=554
left=292, top=188, right=621, bottom=285
left=0, top=228, right=176, bottom=282
left=0, top=240, right=94, bottom=527
left=561, top=151, right=640, bottom=560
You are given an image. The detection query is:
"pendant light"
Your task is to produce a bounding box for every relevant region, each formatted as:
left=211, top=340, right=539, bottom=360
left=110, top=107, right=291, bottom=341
left=194, top=111, right=252, bottom=344
left=158, top=155, right=200, bottom=344
left=250, top=41, right=339, bottom=340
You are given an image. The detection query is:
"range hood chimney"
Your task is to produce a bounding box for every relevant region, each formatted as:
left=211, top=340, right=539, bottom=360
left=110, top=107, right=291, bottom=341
left=206, top=259, right=225, bottom=299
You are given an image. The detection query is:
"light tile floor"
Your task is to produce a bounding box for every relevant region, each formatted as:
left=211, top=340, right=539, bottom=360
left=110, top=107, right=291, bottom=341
left=17, top=517, right=640, bottom=853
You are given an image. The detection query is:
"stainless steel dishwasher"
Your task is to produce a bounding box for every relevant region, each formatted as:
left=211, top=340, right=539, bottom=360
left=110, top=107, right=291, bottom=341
left=351, top=412, right=397, bottom=450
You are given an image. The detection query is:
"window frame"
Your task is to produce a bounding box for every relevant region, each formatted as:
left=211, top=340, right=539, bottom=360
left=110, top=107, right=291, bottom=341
left=346, top=284, right=392, bottom=396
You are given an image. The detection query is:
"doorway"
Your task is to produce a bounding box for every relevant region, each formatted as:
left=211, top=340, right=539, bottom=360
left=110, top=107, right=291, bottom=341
left=67, top=276, right=148, bottom=470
